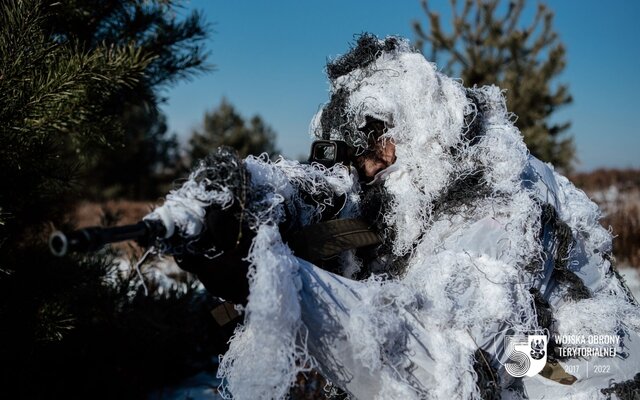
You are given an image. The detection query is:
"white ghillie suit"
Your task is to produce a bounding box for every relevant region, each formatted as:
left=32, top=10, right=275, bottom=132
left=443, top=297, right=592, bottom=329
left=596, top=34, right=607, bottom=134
left=148, top=35, right=640, bottom=399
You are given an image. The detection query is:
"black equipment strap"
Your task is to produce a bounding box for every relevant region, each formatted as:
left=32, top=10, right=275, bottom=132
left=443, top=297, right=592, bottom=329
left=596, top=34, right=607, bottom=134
left=287, top=218, right=381, bottom=262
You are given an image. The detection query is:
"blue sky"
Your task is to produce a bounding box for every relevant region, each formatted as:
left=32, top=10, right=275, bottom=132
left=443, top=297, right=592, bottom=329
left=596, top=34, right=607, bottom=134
left=160, top=0, right=640, bottom=171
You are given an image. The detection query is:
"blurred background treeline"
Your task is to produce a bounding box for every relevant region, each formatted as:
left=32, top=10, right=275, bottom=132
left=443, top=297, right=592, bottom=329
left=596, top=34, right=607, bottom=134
left=0, top=0, right=638, bottom=399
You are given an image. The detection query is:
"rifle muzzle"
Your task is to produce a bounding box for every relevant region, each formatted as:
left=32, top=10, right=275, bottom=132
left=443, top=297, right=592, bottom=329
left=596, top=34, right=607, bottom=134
left=49, top=220, right=166, bottom=257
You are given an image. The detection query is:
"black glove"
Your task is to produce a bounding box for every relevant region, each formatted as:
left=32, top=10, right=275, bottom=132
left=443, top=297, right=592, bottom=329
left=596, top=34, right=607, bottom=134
left=175, top=206, right=253, bottom=305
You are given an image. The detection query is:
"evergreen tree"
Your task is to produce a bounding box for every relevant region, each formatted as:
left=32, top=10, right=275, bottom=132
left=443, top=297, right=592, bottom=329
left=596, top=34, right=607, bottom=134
left=188, top=98, right=280, bottom=162
left=413, top=0, right=575, bottom=171
left=0, top=1, right=221, bottom=397
left=0, top=0, right=153, bottom=237
left=43, top=0, right=211, bottom=199
left=43, top=0, right=210, bottom=90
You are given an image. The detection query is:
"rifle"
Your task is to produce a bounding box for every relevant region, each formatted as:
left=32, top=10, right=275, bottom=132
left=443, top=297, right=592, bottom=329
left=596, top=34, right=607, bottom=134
left=49, top=219, right=167, bottom=257
left=49, top=140, right=353, bottom=257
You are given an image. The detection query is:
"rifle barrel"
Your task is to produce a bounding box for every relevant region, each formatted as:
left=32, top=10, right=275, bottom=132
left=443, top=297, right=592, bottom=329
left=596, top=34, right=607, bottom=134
left=49, top=220, right=166, bottom=257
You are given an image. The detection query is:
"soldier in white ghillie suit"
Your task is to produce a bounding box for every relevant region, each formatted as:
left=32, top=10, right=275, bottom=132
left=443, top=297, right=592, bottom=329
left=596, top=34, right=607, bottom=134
left=147, top=34, right=640, bottom=399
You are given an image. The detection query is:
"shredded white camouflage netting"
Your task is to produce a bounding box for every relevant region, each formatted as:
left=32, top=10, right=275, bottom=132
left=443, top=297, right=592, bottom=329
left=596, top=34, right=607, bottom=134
left=216, top=158, right=357, bottom=399
left=145, top=35, right=640, bottom=399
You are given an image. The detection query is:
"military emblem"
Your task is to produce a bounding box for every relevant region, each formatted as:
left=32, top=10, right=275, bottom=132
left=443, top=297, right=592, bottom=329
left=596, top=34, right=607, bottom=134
left=505, top=334, right=548, bottom=377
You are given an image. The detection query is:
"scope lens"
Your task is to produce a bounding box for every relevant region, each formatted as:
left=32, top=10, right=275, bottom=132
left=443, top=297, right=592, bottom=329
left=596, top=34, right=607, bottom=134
left=314, top=143, right=336, bottom=161
left=49, top=232, right=68, bottom=257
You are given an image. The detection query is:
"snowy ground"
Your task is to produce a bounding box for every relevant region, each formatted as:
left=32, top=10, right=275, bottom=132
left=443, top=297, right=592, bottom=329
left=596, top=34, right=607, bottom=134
left=150, top=370, right=223, bottom=400
left=619, top=266, right=640, bottom=301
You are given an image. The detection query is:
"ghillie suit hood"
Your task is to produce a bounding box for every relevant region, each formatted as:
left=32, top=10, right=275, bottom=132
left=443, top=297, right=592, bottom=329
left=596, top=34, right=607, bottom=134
left=310, top=34, right=521, bottom=263
left=148, top=34, right=640, bottom=399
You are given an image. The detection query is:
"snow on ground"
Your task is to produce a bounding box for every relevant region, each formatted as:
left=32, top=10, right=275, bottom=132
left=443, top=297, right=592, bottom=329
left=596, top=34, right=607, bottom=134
left=149, top=370, right=223, bottom=400
left=619, top=266, right=640, bottom=301
left=108, top=253, right=201, bottom=297
left=590, top=185, right=640, bottom=216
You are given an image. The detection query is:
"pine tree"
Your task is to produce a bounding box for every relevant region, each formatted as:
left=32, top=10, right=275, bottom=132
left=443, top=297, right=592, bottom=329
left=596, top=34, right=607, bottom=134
left=0, top=1, right=221, bottom=396
left=43, top=0, right=211, bottom=199
left=0, top=0, right=153, bottom=237
left=413, top=0, right=575, bottom=171
left=188, top=98, right=279, bottom=162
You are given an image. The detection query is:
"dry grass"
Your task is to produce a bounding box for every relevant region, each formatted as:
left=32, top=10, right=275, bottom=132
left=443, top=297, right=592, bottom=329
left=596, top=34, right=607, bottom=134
left=71, top=199, right=158, bottom=228
left=571, top=169, right=640, bottom=192
left=572, top=169, right=640, bottom=268
left=605, top=202, right=640, bottom=268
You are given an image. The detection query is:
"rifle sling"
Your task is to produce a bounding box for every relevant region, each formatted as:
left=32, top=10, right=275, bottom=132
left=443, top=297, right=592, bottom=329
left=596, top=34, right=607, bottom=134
left=287, top=218, right=381, bottom=263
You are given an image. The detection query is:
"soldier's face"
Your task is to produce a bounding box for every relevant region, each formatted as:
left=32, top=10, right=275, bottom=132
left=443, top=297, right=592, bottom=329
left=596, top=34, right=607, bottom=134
left=323, top=52, right=443, bottom=182
left=355, top=139, right=397, bottom=181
